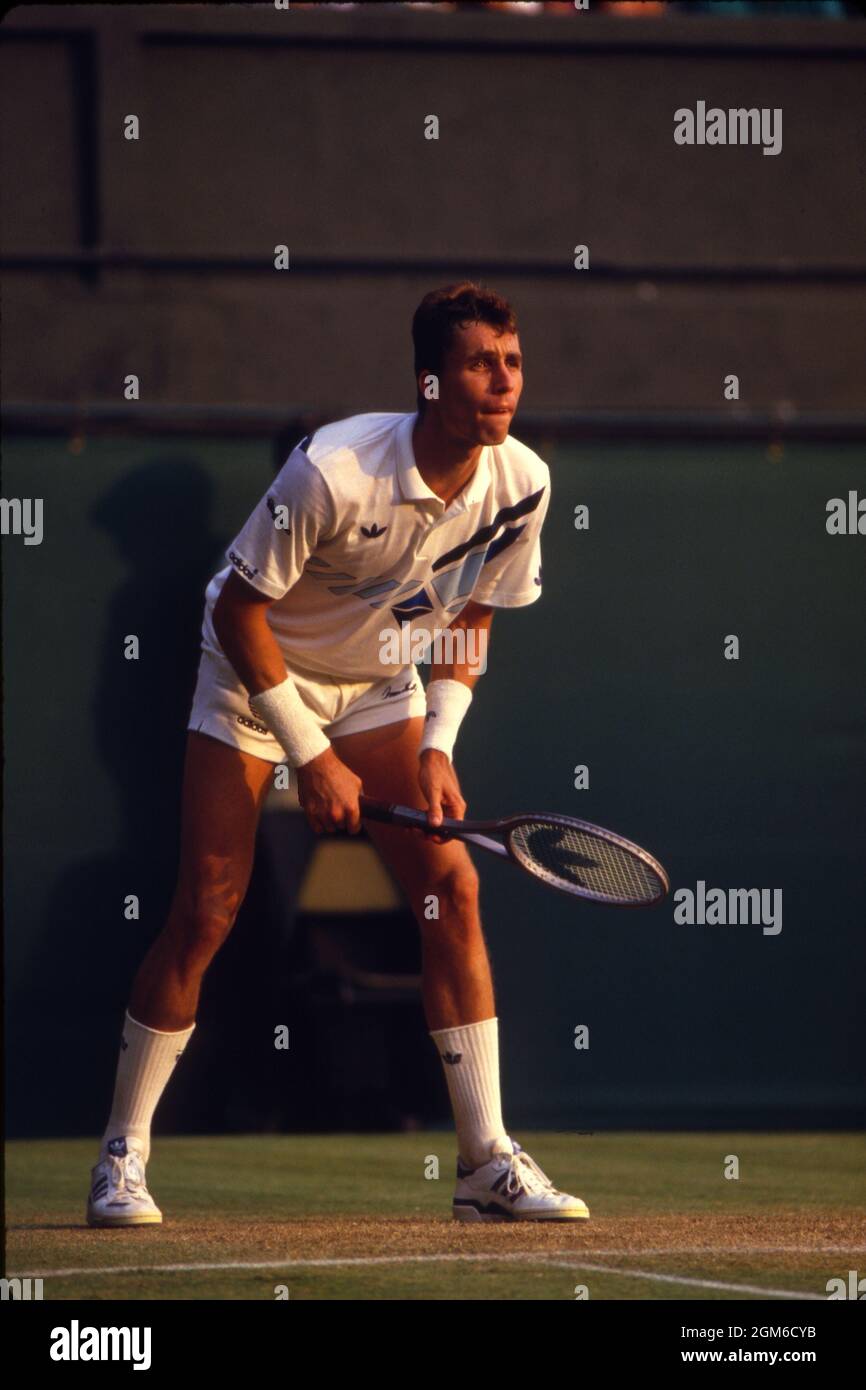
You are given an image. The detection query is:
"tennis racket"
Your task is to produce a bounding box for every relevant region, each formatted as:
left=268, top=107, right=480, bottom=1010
left=358, top=795, right=669, bottom=907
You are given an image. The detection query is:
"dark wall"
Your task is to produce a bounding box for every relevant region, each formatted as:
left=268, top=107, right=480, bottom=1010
left=2, top=4, right=865, bottom=418
left=2, top=436, right=259, bottom=1139
left=4, top=432, right=864, bottom=1134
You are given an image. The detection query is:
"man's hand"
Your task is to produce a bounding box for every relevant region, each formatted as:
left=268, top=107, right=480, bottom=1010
left=418, top=748, right=467, bottom=845
left=296, top=746, right=363, bottom=834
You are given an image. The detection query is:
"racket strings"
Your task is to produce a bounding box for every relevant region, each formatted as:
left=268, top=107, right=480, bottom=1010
left=508, top=821, right=664, bottom=905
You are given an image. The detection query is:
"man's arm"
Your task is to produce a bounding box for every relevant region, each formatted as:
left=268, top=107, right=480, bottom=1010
left=212, top=571, right=362, bottom=834
left=212, top=569, right=289, bottom=696
left=427, top=599, right=494, bottom=691
left=419, top=600, right=494, bottom=837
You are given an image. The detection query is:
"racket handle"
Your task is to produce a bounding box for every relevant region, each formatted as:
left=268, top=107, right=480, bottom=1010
left=359, top=795, right=458, bottom=836
left=358, top=795, right=402, bottom=825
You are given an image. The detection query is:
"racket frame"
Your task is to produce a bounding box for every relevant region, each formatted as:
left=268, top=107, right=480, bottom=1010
left=358, top=795, right=669, bottom=907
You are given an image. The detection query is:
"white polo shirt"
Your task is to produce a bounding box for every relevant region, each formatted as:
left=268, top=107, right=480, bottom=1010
left=201, top=411, right=551, bottom=681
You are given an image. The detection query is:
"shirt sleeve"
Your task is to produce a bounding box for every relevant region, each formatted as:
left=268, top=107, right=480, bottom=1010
left=224, top=445, right=336, bottom=600
left=469, top=475, right=550, bottom=609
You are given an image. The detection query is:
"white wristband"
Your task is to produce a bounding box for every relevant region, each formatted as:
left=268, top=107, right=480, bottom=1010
left=248, top=676, right=331, bottom=769
left=419, top=678, right=473, bottom=761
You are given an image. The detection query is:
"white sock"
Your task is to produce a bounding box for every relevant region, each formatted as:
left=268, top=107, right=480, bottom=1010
left=429, top=1017, right=509, bottom=1169
left=100, top=1011, right=195, bottom=1164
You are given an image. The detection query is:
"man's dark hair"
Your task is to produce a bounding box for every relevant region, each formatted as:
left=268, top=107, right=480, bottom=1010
left=411, top=282, right=518, bottom=415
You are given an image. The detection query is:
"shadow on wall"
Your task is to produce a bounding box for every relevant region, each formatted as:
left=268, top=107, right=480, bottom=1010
left=7, top=456, right=240, bottom=1139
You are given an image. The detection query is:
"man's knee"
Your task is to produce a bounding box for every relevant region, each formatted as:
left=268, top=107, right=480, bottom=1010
left=421, top=859, right=481, bottom=924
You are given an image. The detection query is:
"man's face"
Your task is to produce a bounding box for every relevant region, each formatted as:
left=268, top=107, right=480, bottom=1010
left=424, top=320, right=523, bottom=446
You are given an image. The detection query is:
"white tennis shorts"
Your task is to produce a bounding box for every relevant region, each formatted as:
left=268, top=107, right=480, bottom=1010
left=187, top=644, right=428, bottom=763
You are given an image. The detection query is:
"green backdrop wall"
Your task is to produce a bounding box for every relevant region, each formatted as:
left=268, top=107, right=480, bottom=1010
left=3, top=429, right=864, bottom=1136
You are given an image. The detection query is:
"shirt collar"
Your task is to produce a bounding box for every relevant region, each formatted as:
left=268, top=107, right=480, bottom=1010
left=394, top=412, right=490, bottom=513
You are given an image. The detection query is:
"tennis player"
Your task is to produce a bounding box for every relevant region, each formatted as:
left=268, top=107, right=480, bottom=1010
left=87, top=282, right=590, bottom=1226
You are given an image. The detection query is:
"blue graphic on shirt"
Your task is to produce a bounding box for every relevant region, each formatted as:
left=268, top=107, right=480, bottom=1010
left=304, top=520, right=529, bottom=622
left=390, top=588, right=435, bottom=623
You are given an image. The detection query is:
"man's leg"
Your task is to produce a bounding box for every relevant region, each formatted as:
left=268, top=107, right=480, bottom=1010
left=129, top=731, right=275, bottom=1031
left=331, top=714, right=590, bottom=1221
left=330, top=715, right=506, bottom=1169
left=89, top=733, right=274, bottom=1225
left=331, top=714, right=492, bottom=1032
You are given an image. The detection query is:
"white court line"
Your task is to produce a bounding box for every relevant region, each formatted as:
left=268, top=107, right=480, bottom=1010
left=13, top=1249, right=862, bottom=1299
left=15, top=1243, right=865, bottom=1278
left=535, top=1260, right=827, bottom=1300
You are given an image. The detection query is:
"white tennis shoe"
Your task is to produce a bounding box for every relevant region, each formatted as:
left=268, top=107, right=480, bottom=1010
left=86, top=1136, right=162, bottom=1227
left=453, top=1137, right=590, bottom=1222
